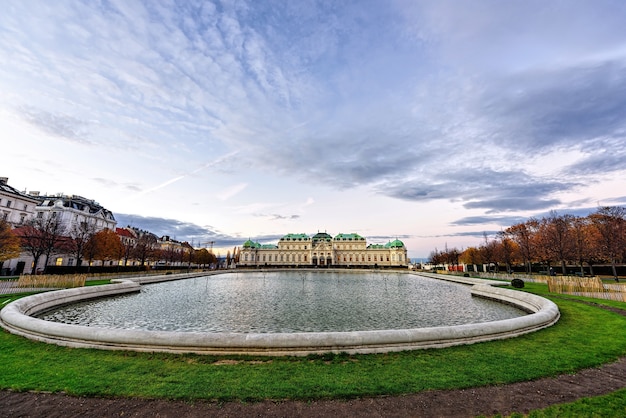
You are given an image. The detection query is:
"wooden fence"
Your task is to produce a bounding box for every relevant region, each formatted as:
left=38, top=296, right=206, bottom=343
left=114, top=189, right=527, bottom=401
left=547, top=276, right=626, bottom=302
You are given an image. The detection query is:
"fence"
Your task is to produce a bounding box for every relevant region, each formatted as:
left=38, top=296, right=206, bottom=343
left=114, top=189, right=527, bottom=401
left=547, top=276, right=626, bottom=302
left=15, top=274, right=87, bottom=289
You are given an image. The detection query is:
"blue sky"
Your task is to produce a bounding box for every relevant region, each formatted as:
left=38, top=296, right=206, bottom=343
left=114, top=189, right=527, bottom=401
left=2, top=1, right=626, bottom=258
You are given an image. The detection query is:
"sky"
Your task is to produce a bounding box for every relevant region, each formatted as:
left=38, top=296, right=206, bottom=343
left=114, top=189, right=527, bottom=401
left=2, top=1, right=626, bottom=259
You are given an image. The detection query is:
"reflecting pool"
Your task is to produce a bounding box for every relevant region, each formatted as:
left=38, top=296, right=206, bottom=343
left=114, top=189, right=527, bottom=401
left=38, top=272, right=525, bottom=333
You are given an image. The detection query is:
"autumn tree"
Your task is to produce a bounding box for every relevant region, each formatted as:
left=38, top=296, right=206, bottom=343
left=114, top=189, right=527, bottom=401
left=496, top=231, right=519, bottom=273
left=226, top=250, right=232, bottom=268
left=460, top=246, right=482, bottom=271
left=505, top=218, right=539, bottom=273
left=570, top=216, right=599, bottom=276
left=541, top=212, right=575, bottom=275
left=84, top=229, right=123, bottom=269
left=590, top=206, right=626, bottom=280
left=479, top=233, right=498, bottom=272
left=0, top=220, right=21, bottom=268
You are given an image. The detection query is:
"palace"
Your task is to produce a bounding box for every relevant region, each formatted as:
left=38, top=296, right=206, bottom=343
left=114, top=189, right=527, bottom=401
left=239, top=232, right=408, bottom=268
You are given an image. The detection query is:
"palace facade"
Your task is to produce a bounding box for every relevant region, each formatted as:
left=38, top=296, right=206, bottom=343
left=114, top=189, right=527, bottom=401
left=239, top=232, right=408, bottom=268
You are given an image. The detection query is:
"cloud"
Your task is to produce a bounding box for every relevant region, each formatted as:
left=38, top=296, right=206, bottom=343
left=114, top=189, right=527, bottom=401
left=91, top=177, right=142, bottom=193
left=115, top=213, right=244, bottom=247
left=217, top=182, right=248, bottom=201
left=19, top=107, right=92, bottom=144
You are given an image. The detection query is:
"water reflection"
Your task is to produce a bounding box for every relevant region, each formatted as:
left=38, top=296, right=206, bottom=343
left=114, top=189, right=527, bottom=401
left=38, top=272, right=525, bottom=333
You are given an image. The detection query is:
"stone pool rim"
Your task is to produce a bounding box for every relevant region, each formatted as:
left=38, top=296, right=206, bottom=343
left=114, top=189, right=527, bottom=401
left=0, top=270, right=560, bottom=356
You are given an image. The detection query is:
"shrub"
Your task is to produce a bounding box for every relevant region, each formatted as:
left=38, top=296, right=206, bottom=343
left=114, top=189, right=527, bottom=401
left=511, top=278, right=525, bottom=288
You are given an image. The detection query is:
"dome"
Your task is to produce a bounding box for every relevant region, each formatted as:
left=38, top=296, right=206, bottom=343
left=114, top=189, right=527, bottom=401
left=312, top=232, right=332, bottom=243
left=242, top=239, right=258, bottom=248
left=385, top=239, right=405, bottom=248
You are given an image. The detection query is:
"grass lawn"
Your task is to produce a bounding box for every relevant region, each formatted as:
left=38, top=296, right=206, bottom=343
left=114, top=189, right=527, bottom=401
left=1, top=281, right=625, bottom=411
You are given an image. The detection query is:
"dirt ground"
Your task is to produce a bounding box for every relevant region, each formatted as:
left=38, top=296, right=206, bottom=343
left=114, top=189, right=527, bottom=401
left=2, top=303, right=625, bottom=418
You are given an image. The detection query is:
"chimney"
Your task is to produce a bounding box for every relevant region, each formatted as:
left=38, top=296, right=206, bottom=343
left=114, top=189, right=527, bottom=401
left=0, top=177, right=8, bottom=185
left=29, top=191, right=40, bottom=196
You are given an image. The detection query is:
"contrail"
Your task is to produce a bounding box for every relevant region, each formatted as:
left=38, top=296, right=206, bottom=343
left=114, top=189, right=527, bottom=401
left=131, top=151, right=239, bottom=198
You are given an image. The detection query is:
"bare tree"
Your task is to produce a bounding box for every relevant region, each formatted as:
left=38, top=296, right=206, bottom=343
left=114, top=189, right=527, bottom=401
left=132, top=232, right=158, bottom=266
left=18, top=215, right=66, bottom=274
left=67, top=220, right=98, bottom=272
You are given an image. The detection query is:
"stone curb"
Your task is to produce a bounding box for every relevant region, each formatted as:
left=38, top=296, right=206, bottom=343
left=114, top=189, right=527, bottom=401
left=0, top=271, right=560, bottom=356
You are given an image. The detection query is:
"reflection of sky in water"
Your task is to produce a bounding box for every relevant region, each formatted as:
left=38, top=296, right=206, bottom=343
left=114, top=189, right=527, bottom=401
left=39, top=273, right=525, bottom=333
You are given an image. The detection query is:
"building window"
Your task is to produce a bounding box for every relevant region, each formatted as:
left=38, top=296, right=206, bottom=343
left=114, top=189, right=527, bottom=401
left=37, top=212, right=43, bottom=218
left=6, top=201, right=11, bottom=208
left=1, top=212, right=7, bottom=221
left=55, top=257, right=63, bottom=266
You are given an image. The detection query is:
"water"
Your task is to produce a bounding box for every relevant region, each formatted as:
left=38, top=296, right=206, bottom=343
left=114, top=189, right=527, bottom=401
left=38, top=272, right=525, bottom=333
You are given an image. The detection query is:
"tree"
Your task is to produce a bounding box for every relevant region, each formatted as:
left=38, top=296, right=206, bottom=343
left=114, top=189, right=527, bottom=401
left=479, top=233, right=498, bottom=272
left=505, top=219, right=539, bottom=273
left=84, top=229, right=124, bottom=269
left=132, top=232, right=158, bottom=266
left=18, top=215, right=66, bottom=274
left=589, top=206, right=625, bottom=281
left=460, top=246, right=482, bottom=272
left=496, top=231, right=519, bottom=273
left=542, top=211, right=575, bottom=275
left=0, top=220, right=21, bottom=267
left=570, top=216, right=599, bottom=276
left=66, top=221, right=98, bottom=272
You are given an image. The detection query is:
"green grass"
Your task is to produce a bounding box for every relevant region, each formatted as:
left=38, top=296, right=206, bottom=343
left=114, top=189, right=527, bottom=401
left=0, top=283, right=625, bottom=409
left=85, top=279, right=112, bottom=286
left=496, top=388, right=626, bottom=417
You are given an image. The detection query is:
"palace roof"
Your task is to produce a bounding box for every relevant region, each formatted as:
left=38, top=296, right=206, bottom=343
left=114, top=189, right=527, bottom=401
left=334, top=233, right=365, bottom=241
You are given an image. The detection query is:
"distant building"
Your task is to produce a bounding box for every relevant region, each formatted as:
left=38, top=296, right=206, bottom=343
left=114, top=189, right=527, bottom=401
left=34, top=194, right=116, bottom=233
left=239, top=231, right=408, bottom=268
left=0, top=177, right=39, bottom=226
left=2, top=188, right=117, bottom=274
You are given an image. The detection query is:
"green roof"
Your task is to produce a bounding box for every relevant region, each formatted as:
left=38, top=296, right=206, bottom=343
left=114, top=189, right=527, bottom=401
left=367, top=244, right=385, bottom=249
left=312, top=232, right=332, bottom=242
left=242, top=239, right=260, bottom=248
left=385, top=239, right=405, bottom=248
left=280, top=233, right=310, bottom=241
left=334, top=233, right=365, bottom=241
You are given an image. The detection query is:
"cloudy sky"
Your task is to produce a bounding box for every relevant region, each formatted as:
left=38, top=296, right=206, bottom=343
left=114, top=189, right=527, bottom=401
left=2, top=1, right=626, bottom=258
